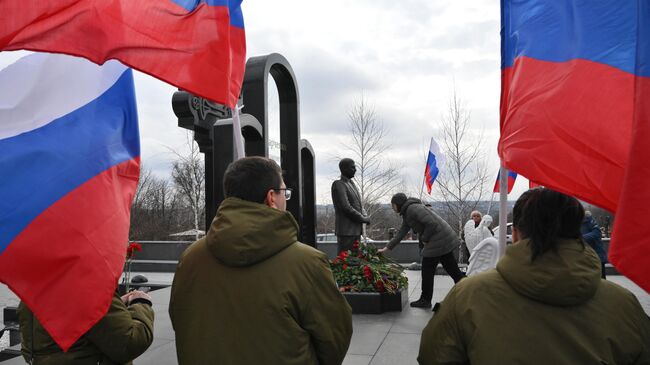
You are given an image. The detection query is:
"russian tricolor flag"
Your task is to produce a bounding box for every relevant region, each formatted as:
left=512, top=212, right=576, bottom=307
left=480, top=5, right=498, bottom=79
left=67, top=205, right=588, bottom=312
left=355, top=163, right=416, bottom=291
left=493, top=170, right=517, bottom=194
left=0, top=53, right=140, bottom=350
left=499, top=0, right=650, bottom=291
left=0, top=0, right=246, bottom=108
left=424, top=138, right=444, bottom=195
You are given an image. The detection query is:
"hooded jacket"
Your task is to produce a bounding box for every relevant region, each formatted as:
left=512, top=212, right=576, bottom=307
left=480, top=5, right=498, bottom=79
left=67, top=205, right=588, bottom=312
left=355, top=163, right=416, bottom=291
left=418, top=238, right=650, bottom=364
left=18, top=293, right=154, bottom=365
left=169, top=198, right=353, bottom=365
left=387, top=198, right=458, bottom=257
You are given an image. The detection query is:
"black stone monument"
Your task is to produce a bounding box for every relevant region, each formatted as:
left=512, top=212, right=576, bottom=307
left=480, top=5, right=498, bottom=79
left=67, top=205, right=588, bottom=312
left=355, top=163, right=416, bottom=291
left=172, top=53, right=316, bottom=246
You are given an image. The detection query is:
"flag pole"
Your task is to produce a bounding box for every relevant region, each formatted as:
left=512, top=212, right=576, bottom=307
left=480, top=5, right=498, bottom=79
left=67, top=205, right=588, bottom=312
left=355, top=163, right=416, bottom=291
left=419, top=170, right=426, bottom=201
left=486, top=192, right=496, bottom=215
left=231, top=104, right=246, bottom=160
left=419, top=138, right=431, bottom=201
left=498, top=163, right=508, bottom=258
left=418, top=137, right=433, bottom=201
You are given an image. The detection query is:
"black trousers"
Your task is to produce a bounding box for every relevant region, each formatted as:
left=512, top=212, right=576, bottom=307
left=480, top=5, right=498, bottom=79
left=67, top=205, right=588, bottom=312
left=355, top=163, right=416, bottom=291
left=420, top=251, right=466, bottom=301
left=337, top=235, right=360, bottom=254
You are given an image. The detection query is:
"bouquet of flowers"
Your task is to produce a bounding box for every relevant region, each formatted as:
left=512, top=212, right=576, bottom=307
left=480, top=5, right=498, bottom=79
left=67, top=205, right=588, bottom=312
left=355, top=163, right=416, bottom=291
left=122, top=242, right=142, bottom=293
left=330, top=240, right=408, bottom=294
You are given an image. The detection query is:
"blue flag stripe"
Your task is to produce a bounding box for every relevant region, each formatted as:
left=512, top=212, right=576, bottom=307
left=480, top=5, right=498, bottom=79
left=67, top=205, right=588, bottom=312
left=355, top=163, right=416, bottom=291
left=170, top=0, right=245, bottom=28
left=0, top=71, right=139, bottom=252
left=502, top=0, right=650, bottom=77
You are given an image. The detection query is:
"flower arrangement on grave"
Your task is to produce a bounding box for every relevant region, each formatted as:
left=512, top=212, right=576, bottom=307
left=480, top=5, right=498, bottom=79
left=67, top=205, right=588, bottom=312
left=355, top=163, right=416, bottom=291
left=330, top=240, right=408, bottom=293
left=122, top=242, right=142, bottom=293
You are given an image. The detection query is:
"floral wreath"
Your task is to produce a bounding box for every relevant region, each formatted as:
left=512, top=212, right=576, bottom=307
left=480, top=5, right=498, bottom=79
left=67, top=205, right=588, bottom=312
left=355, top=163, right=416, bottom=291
left=330, top=240, right=407, bottom=293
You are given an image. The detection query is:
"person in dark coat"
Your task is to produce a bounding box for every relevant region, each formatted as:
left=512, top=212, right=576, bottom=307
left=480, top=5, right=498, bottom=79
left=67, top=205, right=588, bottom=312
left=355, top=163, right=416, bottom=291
left=331, top=158, right=370, bottom=253
left=379, top=193, right=465, bottom=308
left=582, top=211, right=608, bottom=279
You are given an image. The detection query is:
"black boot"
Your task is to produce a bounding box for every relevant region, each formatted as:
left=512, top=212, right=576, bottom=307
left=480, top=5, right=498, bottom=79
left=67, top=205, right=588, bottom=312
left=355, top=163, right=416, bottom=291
left=410, top=298, right=432, bottom=308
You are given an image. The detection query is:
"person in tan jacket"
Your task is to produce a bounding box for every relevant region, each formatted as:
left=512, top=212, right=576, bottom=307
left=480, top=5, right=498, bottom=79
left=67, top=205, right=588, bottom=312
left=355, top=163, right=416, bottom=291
left=170, top=156, right=352, bottom=365
left=418, top=188, right=650, bottom=364
left=18, top=290, right=154, bottom=365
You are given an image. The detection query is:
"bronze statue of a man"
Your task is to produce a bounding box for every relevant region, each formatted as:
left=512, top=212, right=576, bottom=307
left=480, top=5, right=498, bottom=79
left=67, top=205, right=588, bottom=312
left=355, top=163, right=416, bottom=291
left=331, top=158, right=370, bottom=253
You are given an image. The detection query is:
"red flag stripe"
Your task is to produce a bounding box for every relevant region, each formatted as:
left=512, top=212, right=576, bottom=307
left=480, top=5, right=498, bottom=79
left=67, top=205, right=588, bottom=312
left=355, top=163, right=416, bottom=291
left=0, top=158, right=139, bottom=351
left=500, top=56, right=634, bottom=212
left=0, top=1, right=246, bottom=107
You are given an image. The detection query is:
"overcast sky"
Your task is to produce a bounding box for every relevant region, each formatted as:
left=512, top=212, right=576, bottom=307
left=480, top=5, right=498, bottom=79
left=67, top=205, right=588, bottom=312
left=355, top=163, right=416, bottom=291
left=0, top=0, right=532, bottom=204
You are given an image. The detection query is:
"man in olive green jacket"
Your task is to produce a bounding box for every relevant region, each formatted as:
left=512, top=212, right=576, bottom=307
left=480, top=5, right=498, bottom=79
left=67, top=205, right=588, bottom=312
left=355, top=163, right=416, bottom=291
left=170, top=156, right=353, bottom=365
left=418, top=188, right=650, bottom=364
left=18, top=290, right=154, bottom=365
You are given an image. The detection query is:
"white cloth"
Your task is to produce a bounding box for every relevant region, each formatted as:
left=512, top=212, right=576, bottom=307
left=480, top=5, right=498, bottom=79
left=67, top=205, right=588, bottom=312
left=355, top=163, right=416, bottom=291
left=467, top=237, right=500, bottom=276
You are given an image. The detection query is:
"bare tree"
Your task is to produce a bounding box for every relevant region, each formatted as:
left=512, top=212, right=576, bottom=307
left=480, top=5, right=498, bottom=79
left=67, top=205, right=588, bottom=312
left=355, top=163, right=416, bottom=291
left=171, top=132, right=205, bottom=240
left=130, top=166, right=185, bottom=240
left=132, top=167, right=154, bottom=211
left=435, top=89, right=490, bottom=236
left=344, top=96, right=402, bottom=235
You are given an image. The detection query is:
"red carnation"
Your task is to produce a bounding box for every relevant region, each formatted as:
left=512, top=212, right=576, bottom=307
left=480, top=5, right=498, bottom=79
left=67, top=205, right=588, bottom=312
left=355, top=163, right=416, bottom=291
left=363, top=265, right=373, bottom=283
left=126, top=242, right=142, bottom=259
left=375, top=280, right=385, bottom=292
left=342, top=264, right=348, bottom=270
left=352, top=240, right=360, bottom=250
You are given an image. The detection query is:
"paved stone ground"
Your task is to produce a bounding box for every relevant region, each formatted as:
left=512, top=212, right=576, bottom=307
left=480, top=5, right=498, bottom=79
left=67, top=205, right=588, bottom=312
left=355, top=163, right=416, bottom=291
left=1, top=271, right=648, bottom=364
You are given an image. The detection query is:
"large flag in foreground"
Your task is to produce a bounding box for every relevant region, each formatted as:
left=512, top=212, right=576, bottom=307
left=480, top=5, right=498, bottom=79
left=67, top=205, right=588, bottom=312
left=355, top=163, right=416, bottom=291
left=424, top=138, right=444, bottom=195
left=500, top=0, right=650, bottom=291
left=0, top=53, right=140, bottom=350
left=0, top=0, right=246, bottom=108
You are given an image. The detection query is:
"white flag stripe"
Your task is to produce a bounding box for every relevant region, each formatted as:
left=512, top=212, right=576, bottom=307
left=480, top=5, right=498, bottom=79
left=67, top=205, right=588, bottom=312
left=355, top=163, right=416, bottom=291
left=0, top=53, right=127, bottom=140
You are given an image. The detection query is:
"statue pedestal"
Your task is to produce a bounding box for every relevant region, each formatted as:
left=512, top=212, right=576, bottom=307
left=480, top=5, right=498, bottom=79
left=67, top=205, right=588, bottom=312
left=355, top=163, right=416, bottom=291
left=342, top=286, right=408, bottom=314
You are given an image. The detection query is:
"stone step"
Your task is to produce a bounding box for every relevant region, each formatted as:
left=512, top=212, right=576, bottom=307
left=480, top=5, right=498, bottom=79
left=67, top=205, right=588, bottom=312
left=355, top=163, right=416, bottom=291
left=131, top=260, right=178, bottom=273
left=0, top=344, right=21, bottom=362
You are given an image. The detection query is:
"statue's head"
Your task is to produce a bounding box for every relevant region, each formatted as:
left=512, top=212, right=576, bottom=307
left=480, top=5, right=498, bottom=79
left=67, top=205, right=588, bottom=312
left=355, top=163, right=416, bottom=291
left=339, top=158, right=356, bottom=179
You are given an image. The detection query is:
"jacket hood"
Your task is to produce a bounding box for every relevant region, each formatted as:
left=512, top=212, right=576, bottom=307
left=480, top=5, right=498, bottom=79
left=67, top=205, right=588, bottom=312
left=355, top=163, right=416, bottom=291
left=206, top=197, right=299, bottom=267
left=497, top=238, right=601, bottom=306
left=480, top=215, right=493, bottom=227
left=399, top=198, right=421, bottom=215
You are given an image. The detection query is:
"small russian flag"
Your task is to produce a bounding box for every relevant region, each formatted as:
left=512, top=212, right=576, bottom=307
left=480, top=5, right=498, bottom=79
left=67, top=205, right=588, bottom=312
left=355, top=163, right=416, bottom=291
left=424, top=138, right=444, bottom=195
left=493, top=170, right=517, bottom=193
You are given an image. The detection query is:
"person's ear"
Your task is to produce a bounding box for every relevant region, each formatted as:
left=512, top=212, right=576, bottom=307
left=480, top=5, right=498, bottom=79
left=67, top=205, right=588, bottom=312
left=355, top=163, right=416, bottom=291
left=512, top=226, right=520, bottom=243
left=264, top=189, right=277, bottom=209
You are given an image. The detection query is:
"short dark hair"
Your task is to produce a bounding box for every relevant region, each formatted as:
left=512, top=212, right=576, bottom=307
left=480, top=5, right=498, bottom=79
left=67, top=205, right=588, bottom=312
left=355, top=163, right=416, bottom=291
left=391, top=193, right=408, bottom=211
left=513, top=188, right=584, bottom=260
left=223, top=156, right=283, bottom=204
